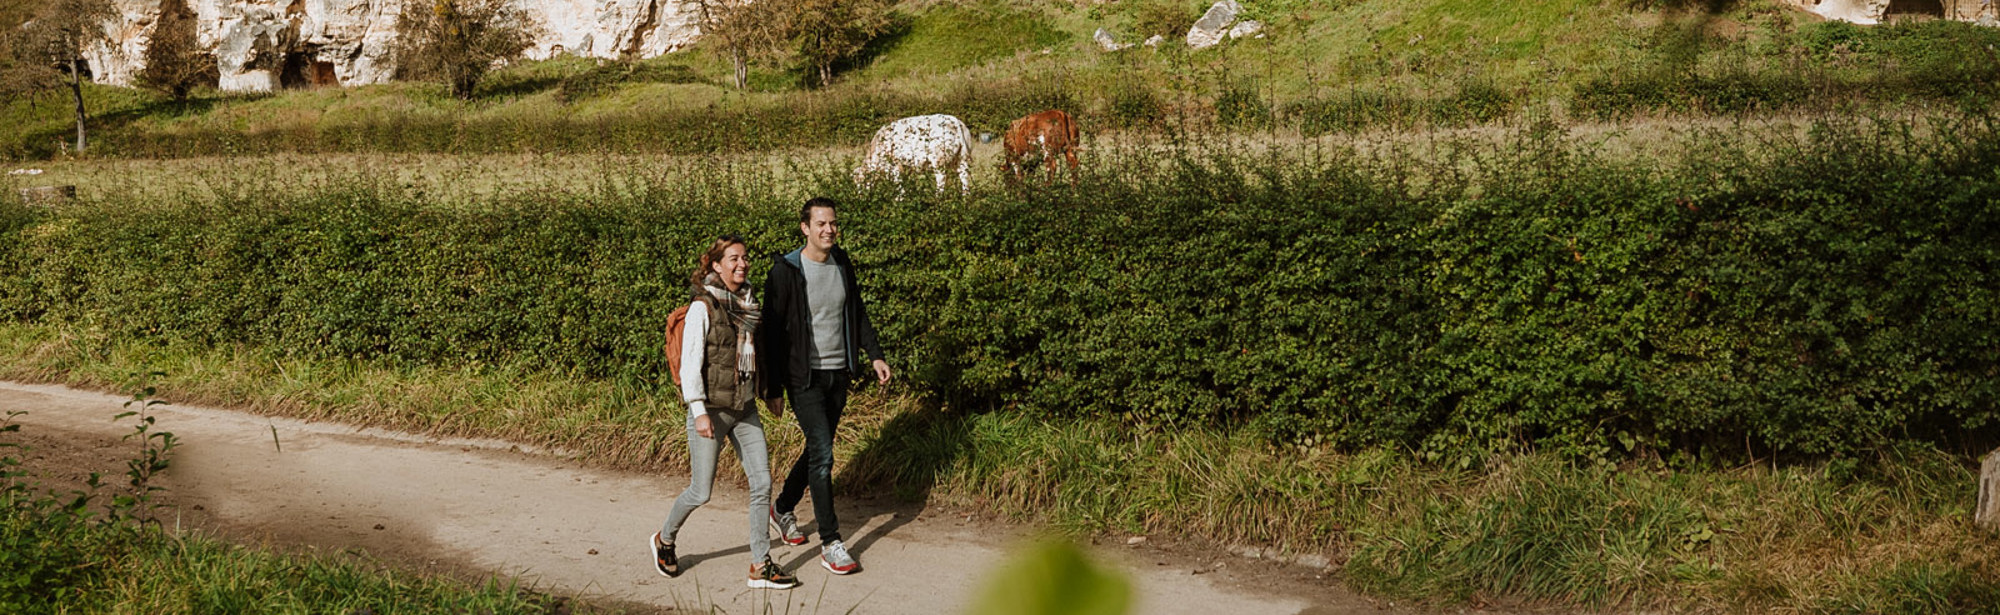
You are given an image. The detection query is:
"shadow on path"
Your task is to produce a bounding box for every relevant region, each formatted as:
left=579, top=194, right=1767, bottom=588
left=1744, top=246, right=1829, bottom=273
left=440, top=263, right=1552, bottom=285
left=776, top=395, right=979, bottom=572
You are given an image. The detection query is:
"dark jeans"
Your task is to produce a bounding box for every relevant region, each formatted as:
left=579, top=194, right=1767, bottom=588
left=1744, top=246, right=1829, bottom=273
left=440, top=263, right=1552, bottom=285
left=776, top=368, right=848, bottom=544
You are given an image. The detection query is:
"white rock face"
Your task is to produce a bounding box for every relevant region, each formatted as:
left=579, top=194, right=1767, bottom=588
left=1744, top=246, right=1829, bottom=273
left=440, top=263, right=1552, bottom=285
left=1094, top=27, right=1129, bottom=52
left=1227, top=19, right=1261, bottom=40
left=84, top=0, right=708, bottom=92
left=1808, top=0, right=1890, bottom=24
left=1783, top=0, right=1998, bottom=24
left=1185, top=0, right=1241, bottom=50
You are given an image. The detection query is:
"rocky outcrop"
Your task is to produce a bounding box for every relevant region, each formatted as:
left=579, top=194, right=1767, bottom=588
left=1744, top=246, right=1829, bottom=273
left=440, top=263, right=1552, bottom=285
left=84, top=0, right=708, bottom=93
left=1184, top=0, right=1241, bottom=50
left=1094, top=28, right=1130, bottom=51
left=1227, top=19, right=1262, bottom=40
left=1782, top=0, right=1999, bottom=25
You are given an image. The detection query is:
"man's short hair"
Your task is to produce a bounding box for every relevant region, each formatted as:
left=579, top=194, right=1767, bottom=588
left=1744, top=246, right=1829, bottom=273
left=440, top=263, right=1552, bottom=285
left=800, top=197, right=838, bottom=224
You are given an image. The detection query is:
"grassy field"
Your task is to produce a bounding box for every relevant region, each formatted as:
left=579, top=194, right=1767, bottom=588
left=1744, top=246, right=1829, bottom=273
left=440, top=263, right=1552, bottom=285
left=4, top=0, right=1996, bottom=159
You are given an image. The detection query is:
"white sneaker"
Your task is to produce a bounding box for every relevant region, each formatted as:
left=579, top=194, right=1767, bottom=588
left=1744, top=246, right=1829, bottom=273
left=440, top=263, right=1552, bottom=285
left=820, top=539, right=858, bottom=575
left=770, top=507, right=807, bottom=546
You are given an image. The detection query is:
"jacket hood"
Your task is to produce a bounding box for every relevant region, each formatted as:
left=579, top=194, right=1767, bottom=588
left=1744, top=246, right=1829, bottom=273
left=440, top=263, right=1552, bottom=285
left=776, top=246, right=846, bottom=271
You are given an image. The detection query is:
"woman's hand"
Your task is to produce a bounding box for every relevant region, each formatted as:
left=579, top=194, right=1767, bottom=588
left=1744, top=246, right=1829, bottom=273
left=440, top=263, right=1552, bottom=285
left=694, top=414, right=714, bottom=439
left=764, top=397, right=786, bottom=416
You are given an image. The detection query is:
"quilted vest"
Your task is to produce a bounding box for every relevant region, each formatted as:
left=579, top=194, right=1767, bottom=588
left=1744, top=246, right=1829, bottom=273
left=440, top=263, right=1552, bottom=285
left=701, top=297, right=756, bottom=412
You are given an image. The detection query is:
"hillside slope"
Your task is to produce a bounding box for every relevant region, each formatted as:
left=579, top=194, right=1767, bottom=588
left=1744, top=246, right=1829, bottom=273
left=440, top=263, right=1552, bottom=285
left=3, top=0, right=1996, bottom=159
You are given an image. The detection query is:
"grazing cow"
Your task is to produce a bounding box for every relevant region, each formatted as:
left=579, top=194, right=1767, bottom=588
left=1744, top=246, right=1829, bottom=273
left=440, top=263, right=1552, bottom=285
left=1001, top=109, right=1080, bottom=184
left=854, top=114, right=973, bottom=196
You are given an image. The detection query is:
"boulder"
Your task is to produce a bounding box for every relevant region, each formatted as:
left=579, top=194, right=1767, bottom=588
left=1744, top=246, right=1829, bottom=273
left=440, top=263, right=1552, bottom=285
left=1094, top=28, right=1130, bottom=52
left=1185, top=0, right=1241, bottom=50
left=1227, top=20, right=1262, bottom=40
left=1143, top=34, right=1165, bottom=48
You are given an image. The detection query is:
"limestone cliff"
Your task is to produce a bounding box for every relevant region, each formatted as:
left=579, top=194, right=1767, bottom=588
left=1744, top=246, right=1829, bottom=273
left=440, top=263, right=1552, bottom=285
left=85, top=0, right=707, bottom=93
left=1782, top=0, right=1998, bottom=25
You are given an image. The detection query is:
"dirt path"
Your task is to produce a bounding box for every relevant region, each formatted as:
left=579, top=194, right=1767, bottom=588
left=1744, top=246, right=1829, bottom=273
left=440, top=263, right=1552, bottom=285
left=0, top=381, right=1394, bottom=615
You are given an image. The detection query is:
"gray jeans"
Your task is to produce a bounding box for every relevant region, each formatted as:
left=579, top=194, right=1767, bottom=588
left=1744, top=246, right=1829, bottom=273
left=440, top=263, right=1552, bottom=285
left=660, top=406, right=772, bottom=565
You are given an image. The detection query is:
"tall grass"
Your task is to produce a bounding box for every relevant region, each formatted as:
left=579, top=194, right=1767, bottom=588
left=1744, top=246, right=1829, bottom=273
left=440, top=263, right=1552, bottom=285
left=3, top=322, right=1993, bottom=612
left=4, top=114, right=2000, bottom=611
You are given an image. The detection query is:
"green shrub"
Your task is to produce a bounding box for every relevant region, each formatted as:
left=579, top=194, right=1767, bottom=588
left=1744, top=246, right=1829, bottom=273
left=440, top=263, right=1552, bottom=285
left=1286, top=89, right=1419, bottom=134
left=3, top=115, right=1998, bottom=460
left=0, top=471, right=114, bottom=612
left=1432, top=80, right=1514, bottom=126
left=1215, top=80, right=1271, bottom=128
left=555, top=60, right=704, bottom=103
left=1129, top=0, right=1200, bottom=39
left=1105, top=84, right=1166, bottom=128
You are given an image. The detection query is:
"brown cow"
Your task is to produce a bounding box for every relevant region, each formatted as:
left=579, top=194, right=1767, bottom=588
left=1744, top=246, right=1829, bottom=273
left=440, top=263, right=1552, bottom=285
left=1001, top=109, right=1080, bottom=184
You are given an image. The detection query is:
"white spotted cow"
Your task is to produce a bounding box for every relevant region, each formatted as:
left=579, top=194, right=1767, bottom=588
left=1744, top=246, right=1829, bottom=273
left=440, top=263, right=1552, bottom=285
left=853, top=114, right=973, bottom=196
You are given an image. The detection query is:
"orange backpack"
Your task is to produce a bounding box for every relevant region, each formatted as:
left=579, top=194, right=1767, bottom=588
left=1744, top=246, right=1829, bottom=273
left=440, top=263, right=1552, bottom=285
left=663, top=300, right=698, bottom=391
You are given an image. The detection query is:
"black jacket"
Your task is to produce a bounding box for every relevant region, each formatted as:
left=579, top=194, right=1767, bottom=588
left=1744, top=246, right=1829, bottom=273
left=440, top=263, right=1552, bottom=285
left=756, top=246, right=884, bottom=397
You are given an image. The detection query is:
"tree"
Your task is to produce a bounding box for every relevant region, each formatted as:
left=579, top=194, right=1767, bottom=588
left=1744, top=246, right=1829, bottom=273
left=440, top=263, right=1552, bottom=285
left=390, top=0, right=541, bottom=99
left=3, top=0, right=116, bottom=153
left=784, top=0, right=892, bottom=88
left=136, top=0, right=215, bottom=100
left=692, top=0, right=783, bottom=90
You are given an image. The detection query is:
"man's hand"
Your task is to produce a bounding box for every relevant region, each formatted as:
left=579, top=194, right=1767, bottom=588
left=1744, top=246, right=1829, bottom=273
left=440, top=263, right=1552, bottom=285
left=764, top=397, right=786, bottom=417
left=871, top=359, right=893, bottom=385
left=694, top=414, right=714, bottom=439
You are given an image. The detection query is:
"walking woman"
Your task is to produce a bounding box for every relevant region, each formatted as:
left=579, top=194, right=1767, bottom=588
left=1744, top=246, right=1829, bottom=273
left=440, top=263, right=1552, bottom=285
left=652, top=235, right=801, bottom=590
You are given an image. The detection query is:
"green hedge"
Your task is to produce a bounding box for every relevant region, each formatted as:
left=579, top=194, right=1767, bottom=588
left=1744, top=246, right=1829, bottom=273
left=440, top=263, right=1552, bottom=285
left=3, top=116, right=1997, bottom=459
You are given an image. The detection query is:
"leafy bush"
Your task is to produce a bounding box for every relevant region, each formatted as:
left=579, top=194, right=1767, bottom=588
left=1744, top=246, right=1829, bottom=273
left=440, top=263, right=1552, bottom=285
left=1215, top=80, right=1271, bottom=128
left=1432, top=80, right=1514, bottom=126
left=1129, top=0, right=1200, bottom=39
left=1286, top=89, right=1418, bottom=134
left=0, top=429, right=112, bottom=612
left=3, top=115, right=1998, bottom=460
left=554, top=60, right=703, bottom=103
left=1105, top=83, right=1166, bottom=128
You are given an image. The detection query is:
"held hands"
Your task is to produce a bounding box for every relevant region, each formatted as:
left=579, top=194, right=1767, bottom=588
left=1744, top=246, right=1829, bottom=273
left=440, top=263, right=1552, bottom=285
left=764, top=397, right=787, bottom=417
left=694, top=414, right=714, bottom=439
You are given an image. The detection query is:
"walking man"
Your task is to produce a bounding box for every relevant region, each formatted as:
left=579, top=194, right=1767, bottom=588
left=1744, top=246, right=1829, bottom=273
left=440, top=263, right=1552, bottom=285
left=759, top=196, right=892, bottom=575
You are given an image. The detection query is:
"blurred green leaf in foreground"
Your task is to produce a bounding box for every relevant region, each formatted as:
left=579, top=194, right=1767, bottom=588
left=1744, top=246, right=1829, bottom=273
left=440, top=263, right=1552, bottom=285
left=973, top=541, right=1131, bottom=615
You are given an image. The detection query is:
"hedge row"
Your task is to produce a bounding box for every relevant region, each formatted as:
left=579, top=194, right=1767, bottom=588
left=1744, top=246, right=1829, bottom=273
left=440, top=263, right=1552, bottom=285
left=3, top=116, right=1997, bottom=459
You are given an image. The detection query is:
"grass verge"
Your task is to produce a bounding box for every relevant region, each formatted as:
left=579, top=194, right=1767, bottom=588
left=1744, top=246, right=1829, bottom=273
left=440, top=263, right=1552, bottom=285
left=0, top=387, right=575, bottom=614
left=2, top=323, right=1995, bottom=613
